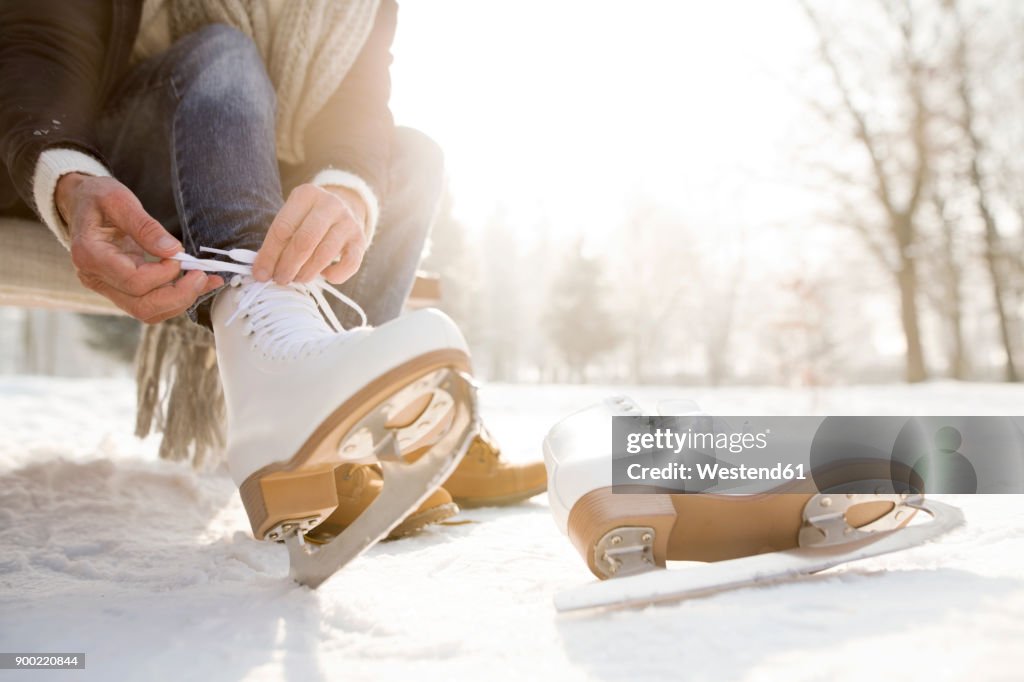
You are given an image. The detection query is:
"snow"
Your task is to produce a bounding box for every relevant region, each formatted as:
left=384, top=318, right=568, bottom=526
left=1, top=377, right=1022, bottom=681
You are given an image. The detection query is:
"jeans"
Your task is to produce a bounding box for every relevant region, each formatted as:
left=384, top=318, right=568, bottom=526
left=95, top=24, right=443, bottom=329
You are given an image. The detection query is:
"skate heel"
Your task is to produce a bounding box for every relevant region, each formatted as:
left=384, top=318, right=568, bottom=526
left=567, top=487, right=678, bottom=579
left=241, top=463, right=340, bottom=541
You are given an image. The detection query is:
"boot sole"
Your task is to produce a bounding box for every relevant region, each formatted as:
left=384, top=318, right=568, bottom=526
left=387, top=501, right=460, bottom=539
left=239, top=349, right=472, bottom=540
left=305, top=501, right=460, bottom=544
left=567, top=461, right=920, bottom=579
left=451, top=483, right=549, bottom=508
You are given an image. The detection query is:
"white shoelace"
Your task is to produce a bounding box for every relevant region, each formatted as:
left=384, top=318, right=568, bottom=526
left=173, top=247, right=368, bottom=360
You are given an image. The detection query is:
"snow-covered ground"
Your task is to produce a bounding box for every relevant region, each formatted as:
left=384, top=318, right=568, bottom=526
left=1, top=378, right=1022, bottom=681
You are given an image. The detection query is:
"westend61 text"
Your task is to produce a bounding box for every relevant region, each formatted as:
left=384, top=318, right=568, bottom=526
left=626, top=462, right=807, bottom=482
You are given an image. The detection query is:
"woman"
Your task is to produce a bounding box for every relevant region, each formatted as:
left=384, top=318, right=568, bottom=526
left=0, top=0, right=545, bottom=583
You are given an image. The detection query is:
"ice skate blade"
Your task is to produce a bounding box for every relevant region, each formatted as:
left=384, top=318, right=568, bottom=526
left=286, top=370, right=480, bottom=589
left=554, top=499, right=964, bottom=613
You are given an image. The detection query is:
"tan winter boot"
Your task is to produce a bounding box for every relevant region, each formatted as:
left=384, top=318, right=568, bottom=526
left=305, top=464, right=459, bottom=543
left=442, top=427, right=547, bottom=507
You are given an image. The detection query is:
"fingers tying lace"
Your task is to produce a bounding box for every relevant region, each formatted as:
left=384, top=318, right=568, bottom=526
left=171, top=247, right=368, bottom=359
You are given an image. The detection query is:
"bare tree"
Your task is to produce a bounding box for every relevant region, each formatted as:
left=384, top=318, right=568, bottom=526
left=544, top=240, right=622, bottom=382
left=611, top=200, right=693, bottom=384
left=769, top=272, right=845, bottom=387
left=421, top=189, right=484, bottom=349
left=702, top=262, right=743, bottom=387
left=926, top=191, right=969, bottom=379
left=479, top=210, right=522, bottom=381
left=948, top=0, right=1019, bottom=381
left=801, top=0, right=935, bottom=382
left=20, top=310, right=58, bottom=375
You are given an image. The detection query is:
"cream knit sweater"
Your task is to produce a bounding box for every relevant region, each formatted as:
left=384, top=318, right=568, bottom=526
left=33, top=0, right=383, bottom=248
left=134, top=0, right=381, bottom=165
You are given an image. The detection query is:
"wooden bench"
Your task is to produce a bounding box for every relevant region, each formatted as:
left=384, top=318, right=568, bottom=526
left=0, top=217, right=441, bottom=313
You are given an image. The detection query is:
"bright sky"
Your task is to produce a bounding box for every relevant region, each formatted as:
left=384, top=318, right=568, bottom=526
left=390, top=0, right=822, bottom=253
left=390, top=3, right=911, bottom=359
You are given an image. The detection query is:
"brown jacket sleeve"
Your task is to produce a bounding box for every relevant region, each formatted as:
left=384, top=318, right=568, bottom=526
left=0, top=0, right=126, bottom=211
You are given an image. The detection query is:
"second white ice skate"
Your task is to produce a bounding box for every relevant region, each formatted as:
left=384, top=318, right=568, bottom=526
left=543, top=396, right=966, bottom=612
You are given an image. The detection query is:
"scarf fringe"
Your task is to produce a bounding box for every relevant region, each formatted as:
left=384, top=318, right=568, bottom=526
left=134, top=316, right=226, bottom=469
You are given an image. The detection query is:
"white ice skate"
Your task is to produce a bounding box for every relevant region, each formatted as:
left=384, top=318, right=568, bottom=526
left=176, top=248, right=480, bottom=588
left=543, top=397, right=965, bottom=612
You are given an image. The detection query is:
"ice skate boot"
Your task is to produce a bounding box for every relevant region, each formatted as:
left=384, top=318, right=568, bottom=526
left=441, top=426, right=547, bottom=507
left=176, top=248, right=481, bottom=588
left=544, top=397, right=965, bottom=611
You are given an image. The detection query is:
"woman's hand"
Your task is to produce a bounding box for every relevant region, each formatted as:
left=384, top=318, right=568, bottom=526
left=252, top=183, right=368, bottom=285
left=57, top=173, right=223, bottom=323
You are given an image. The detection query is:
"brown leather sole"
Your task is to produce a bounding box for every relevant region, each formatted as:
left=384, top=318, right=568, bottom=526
left=387, top=502, right=460, bottom=539
left=451, top=483, right=549, bottom=508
